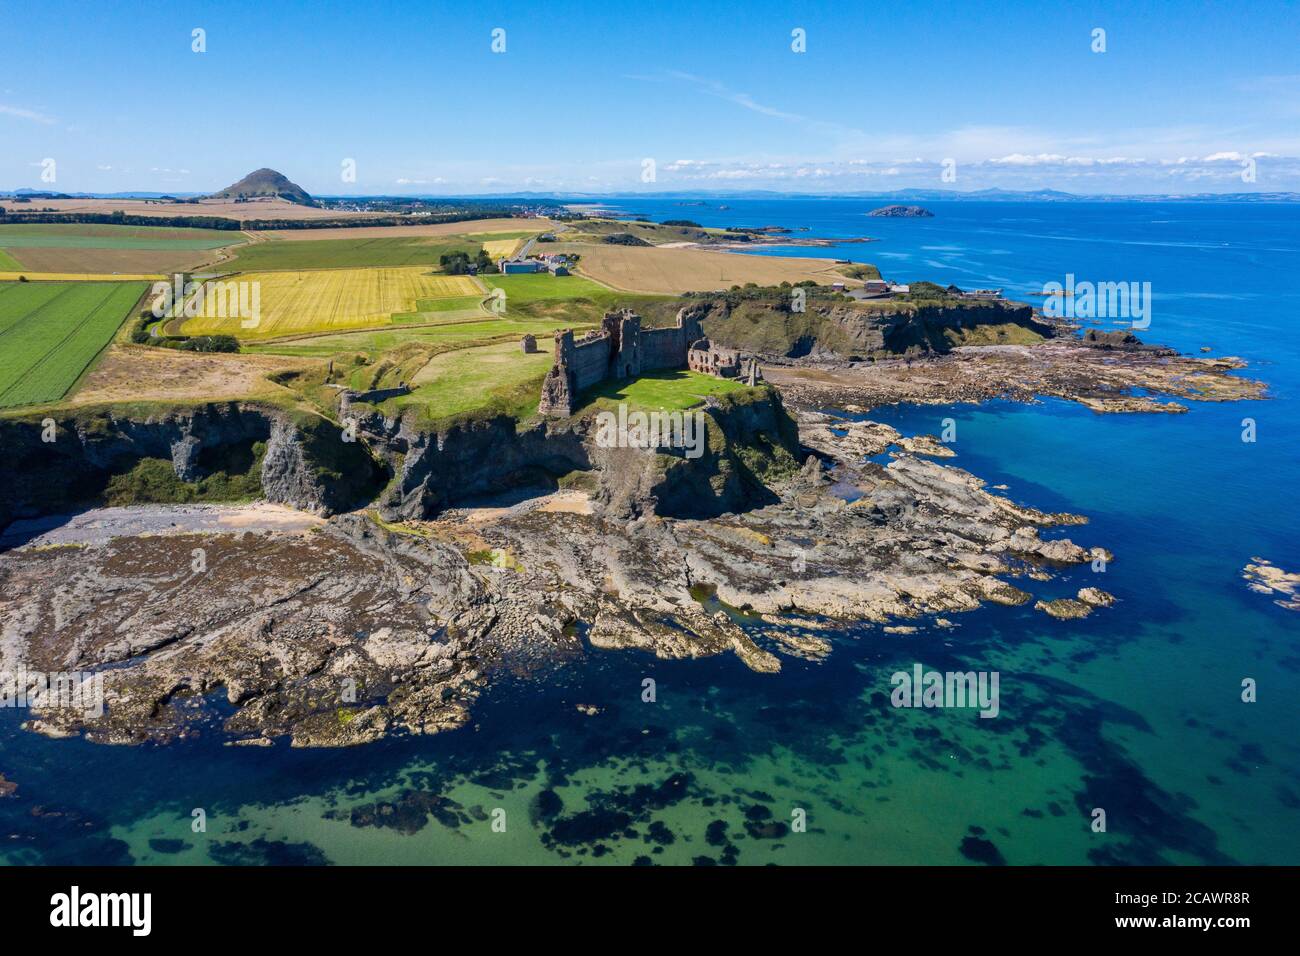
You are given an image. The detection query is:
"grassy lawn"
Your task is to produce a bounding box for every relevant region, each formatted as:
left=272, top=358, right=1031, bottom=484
left=214, top=236, right=480, bottom=271
left=414, top=294, right=485, bottom=312
left=0, top=249, right=23, bottom=270
left=481, top=272, right=614, bottom=304
left=390, top=340, right=555, bottom=420
left=579, top=369, right=750, bottom=413
left=479, top=272, right=681, bottom=328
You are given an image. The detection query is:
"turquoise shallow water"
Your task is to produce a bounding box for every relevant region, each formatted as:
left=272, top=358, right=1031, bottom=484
left=1, top=200, right=1296, bottom=865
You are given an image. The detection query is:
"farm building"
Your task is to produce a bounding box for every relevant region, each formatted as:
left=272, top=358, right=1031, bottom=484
left=499, top=258, right=545, bottom=274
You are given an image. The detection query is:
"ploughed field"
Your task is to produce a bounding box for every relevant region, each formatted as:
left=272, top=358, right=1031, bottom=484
left=545, top=240, right=854, bottom=293
left=0, top=280, right=146, bottom=408
left=0, top=222, right=246, bottom=275
left=179, top=268, right=485, bottom=339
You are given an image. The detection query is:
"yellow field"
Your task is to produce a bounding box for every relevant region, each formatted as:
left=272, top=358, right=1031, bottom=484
left=180, top=268, right=482, bottom=339
left=0, top=271, right=164, bottom=282
left=481, top=239, right=520, bottom=258
left=417, top=275, right=483, bottom=297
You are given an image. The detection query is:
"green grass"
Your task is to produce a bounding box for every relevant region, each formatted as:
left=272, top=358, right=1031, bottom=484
left=0, top=281, right=146, bottom=408
left=245, top=316, right=579, bottom=358
left=479, top=273, right=680, bottom=327
left=215, top=236, right=481, bottom=271
left=481, top=273, right=614, bottom=305
left=0, top=248, right=23, bottom=270
left=385, top=340, right=554, bottom=423
left=103, top=443, right=267, bottom=505
left=0, top=223, right=243, bottom=250
left=579, top=369, right=750, bottom=413
left=563, top=218, right=733, bottom=245
left=414, top=294, right=485, bottom=312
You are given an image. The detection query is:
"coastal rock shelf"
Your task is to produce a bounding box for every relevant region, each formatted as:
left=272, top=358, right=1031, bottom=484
left=0, top=325, right=1266, bottom=748
left=1, top=399, right=1114, bottom=747
left=763, top=339, right=1265, bottom=414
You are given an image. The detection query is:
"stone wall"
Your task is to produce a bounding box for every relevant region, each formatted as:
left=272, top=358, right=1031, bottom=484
left=539, top=307, right=709, bottom=417
left=567, top=333, right=614, bottom=393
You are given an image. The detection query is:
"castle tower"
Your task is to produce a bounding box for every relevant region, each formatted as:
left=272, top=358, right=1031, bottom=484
left=616, top=311, right=642, bottom=379
left=538, top=329, right=577, bottom=416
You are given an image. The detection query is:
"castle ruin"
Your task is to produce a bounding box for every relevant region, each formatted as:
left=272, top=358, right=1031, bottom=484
left=538, top=306, right=761, bottom=417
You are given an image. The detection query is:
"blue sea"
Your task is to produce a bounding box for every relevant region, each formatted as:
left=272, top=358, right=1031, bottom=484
left=2, top=199, right=1296, bottom=865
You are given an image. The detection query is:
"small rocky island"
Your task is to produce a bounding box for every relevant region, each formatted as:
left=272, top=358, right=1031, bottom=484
left=868, top=205, right=934, bottom=218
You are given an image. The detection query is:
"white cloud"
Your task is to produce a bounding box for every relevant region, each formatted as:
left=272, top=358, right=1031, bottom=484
left=0, top=103, right=55, bottom=124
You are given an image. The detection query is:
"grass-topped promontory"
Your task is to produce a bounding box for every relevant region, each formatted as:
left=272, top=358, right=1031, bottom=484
left=578, top=369, right=750, bottom=414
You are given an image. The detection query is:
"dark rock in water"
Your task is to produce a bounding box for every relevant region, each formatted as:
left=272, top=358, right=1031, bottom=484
left=531, top=788, right=564, bottom=824
left=548, top=809, right=634, bottom=846
left=148, top=838, right=191, bottom=854
left=209, top=837, right=329, bottom=866
left=1079, top=329, right=1173, bottom=354
left=744, top=804, right=773, bottom=822
left=745, top=820, right=790, bottom=840
left=868, top=205, right=934, bottom=218
left=705, top=820, right=730, bottom=847
left=645, top=820, right=676, bottom=845
left=959, top=835, right=1006, bottom=866
left=632, top=855, right=654, bottom=866
left=692, top=855, right=718, bottom=866
left=350, top=791, right=464, bottom=835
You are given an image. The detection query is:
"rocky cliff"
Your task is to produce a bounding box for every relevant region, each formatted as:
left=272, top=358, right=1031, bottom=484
left=353, top=385, right=803, bottom=522
left=696, top=296, right=1053, bottom=362
left=0, top=403, right=384, bottom=532
left=0, top=385, right=805, bottom=535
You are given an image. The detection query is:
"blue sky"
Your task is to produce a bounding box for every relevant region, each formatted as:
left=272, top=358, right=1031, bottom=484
left=4, top=0, right=1300, bottom=195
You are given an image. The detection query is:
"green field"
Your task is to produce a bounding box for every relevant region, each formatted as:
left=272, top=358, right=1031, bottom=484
left=391, top=340, right=556, bottom=421
left=0, top=281, right=146, bottom=408
left=579, top=369, right=750, bottom=412
left=481, top=273, right=614, bottom=304
left=246, top=317, right=577, bottom=359
left=480, top=272, right=679, bottom=328
left=214, top=236, right=481, bottom=271
left=0, top=223, right=242, bottom=250
left=0, top=249, right=22, bottom=270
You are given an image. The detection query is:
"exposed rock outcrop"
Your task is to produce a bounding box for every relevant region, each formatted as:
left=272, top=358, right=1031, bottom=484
left=0, top=404, right=384, bottom=532
left=696, top=296, right=1052, bottom=362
